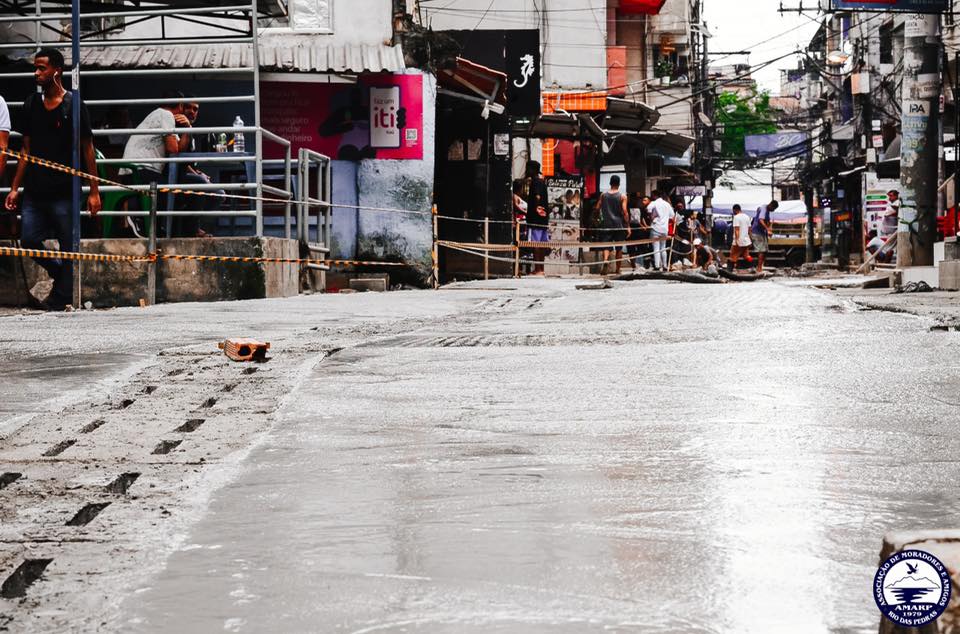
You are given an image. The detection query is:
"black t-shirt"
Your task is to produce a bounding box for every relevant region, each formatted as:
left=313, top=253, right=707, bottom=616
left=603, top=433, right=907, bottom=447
left=526, top=179, right=549, bottom=227
left=20, top=92, right=92, bottom=197
left=675, top=217, right=693, bottom=241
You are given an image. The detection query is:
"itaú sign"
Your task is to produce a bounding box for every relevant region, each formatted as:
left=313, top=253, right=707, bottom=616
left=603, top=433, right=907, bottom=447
left=831, top=0, right=947, bottom=12
left=619, top=0, right=667, bottom=14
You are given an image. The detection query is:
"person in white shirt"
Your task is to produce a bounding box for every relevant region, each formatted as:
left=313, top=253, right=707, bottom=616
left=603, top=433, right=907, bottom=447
left=730, top=204, right=753, bottom=270
left=882, top=190, right=901, bottom=237
left=0, top=95, right=9, bottom=183
left=122, top=91, right=191, bottom=182
left=646, top=190, right=674, bottom=271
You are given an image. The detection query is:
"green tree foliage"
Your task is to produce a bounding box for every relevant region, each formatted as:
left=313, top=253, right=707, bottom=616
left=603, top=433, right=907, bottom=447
left=715, top=91, right=777, bottom=158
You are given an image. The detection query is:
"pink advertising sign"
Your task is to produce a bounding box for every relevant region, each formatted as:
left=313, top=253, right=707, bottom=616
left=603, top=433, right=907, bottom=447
left=260, top=74, right=423, bottom=160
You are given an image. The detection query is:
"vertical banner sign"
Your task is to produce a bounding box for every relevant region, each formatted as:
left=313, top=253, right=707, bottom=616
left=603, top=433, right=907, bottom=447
left=545, top=177, right=583, bottom=273
left=505, top=30, right=541, bottom=117
left=900, top=99, right=930, bottom=231
left=864, top=174, right=901, bottom=237
left=370, top=86, right=401, bottom=149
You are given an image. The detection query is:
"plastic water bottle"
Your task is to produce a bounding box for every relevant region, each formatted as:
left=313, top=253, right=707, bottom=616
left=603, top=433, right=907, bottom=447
left=233, top=116, right=245, bottom=153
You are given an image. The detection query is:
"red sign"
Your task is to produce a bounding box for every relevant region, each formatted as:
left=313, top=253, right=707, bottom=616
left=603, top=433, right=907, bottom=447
left=619, top=0, right=667, bottom=14
left=260, top=74, right=424, bottom=160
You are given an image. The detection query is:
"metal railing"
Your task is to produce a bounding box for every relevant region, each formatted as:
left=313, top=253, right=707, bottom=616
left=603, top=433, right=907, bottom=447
left=0, top=0, right=324, bottom=252
left=297, top=148, right=333, bottom=271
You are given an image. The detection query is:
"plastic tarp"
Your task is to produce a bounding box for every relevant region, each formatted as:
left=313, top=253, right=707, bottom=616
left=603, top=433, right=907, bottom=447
left=687, top=192, right=808, bottom=229
left=291, top=0, right=331, bottom=30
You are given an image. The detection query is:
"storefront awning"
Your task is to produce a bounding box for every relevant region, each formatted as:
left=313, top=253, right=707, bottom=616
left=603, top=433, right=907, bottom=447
left=609, top=129, right=695, bottom=157
left=438, top=57, right=507, bottom=105
left=70, top=39, right=406, bottom=73
left=603, top=97, right=660, bottom=132
left=513, top=113, right=605, bottom=142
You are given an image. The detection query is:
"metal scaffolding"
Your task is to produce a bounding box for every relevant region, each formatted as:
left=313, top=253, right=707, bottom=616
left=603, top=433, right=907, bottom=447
left=0, top=0, right=329, bottom=254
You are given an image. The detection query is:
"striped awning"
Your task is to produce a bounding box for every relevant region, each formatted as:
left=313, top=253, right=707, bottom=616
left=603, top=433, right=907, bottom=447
left=73, top=38, right=406, bottom=74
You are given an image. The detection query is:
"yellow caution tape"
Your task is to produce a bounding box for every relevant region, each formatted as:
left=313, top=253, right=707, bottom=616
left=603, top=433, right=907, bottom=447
left=0, top=245, right=152, bottom=263
left=519, top=238, right=659, bottom=249
left=436, top=240, right=518, bottom=252
left=2, top=149, right=286, bottom=204
left=0, top=246, right=406, bottom=267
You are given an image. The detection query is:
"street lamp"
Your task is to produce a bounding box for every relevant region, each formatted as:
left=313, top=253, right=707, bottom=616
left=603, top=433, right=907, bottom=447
left=825, top=50, right=850, bottom=67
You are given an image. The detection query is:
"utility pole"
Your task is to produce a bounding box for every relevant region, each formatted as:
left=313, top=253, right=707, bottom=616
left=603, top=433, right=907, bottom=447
left=691, top=0, right=714, bottom=224
left=955, top=51, right=960, bottom=235
left=71, top=0, right=82, bottom=309
left=898, top=14, right=942, bottom=267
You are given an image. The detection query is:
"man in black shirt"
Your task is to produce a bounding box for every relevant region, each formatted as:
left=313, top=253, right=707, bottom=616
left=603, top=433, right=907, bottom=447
left=524, top=161, right=549, bottom=275
left=4, top=48, right=101, bottom=310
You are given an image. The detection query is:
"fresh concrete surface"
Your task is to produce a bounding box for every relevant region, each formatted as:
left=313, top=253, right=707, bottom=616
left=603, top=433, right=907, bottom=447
left=2, top=278, right=960, bottom=633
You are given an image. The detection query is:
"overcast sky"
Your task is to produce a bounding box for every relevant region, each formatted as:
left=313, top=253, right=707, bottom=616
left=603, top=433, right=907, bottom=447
left=703, top=2, right=821, bottom=94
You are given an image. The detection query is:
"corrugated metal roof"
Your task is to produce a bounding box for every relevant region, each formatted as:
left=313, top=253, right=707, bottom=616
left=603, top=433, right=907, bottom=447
left=78, top=37, right=406, bottom=73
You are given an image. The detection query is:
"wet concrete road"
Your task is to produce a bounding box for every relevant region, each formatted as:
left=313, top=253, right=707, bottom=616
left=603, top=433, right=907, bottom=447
left=121, top=279, right=960, bottom=633
left=0, top=353, right=147, bottom=436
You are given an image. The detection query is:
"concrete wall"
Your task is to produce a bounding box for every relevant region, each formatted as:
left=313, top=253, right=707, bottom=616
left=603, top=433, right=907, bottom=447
left=356, top=70, right=435, bottom=283
left=0, top=237, right=299, bottom=308
left=330, top=160, right=360, bottom=261
left=423, top=0, right=608, bottom=90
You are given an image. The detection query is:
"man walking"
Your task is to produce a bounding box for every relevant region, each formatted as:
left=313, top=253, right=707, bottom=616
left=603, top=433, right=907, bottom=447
left=730, top=204, right=752, bottom=270
left=4, top=48, right=101, bottom=310
left=598, top=175, right=629, bottom=275
left=750, top=200, right=778, bottom=273
left=647, top=190, right=674, bottom=271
